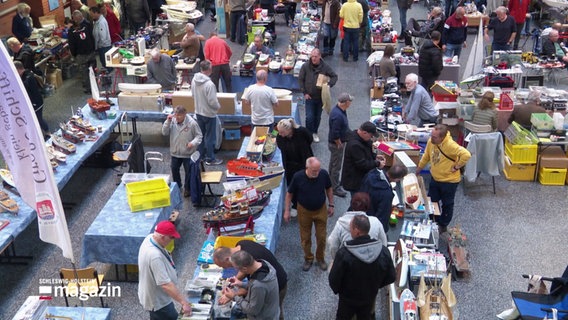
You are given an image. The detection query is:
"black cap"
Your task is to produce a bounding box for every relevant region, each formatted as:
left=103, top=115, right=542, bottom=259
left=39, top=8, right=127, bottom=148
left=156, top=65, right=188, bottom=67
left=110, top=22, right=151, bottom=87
left=360, top=121, right=378, bottom=137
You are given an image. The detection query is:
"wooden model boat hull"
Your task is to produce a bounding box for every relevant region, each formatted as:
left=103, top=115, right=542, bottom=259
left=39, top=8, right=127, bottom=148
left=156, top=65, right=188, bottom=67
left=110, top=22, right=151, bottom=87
left=202, top=206, right=264, bottom=225
left=393, top=239, right=409, bottom=288
left=420, top=289, right=453, bottom=320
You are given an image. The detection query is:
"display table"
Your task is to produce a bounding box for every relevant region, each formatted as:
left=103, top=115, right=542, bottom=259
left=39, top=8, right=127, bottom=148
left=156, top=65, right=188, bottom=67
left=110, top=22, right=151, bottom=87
left=231, top=72, right=300, bottom=93
left=398, top=63, right=460, bottom=85
left=79, top=183, right=182, bottom=268
left=124, top=102, right=301, bottom=126
left=44, top=306, right=112, bottom=320
left=0, top=106, right=120, bottom=261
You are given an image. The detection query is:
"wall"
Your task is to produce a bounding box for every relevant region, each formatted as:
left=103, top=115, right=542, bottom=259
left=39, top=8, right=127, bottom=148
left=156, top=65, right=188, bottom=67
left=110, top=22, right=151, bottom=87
left=0, top=0, right=66, bottom=39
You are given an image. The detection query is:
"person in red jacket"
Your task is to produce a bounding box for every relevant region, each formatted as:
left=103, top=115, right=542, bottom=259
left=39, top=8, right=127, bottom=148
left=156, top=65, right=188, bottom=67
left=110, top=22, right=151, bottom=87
left=507, top=0, right=530, bottom=50
left=100, top=3, right=121, bottom=44
left=204, top=31, right=233, bottom=93
left=442, top=6, right=468, bottom=58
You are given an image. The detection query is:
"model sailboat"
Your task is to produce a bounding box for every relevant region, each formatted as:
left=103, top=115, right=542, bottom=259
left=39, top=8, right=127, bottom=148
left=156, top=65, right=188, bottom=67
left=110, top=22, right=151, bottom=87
left=461, top=18, right=486, bottom=85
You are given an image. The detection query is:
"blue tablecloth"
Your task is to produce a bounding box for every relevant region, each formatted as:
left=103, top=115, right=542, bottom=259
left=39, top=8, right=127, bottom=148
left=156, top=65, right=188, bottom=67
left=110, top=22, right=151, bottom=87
left=231, top=73, right=300, bottom=93
left=0, top=104, right=121, bottom=256
left=45, top=306, right=111, bottom=320
left=124, top=102, right=301, bottom=126
left=80, top=183, right=182, bottom=267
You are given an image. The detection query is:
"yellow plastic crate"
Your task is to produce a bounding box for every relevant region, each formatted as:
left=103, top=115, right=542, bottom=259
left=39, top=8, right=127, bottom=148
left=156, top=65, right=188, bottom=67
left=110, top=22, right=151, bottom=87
left=126, top=178, right=171, bottom=212
left=538, top=167, right=567, bottom=186
left=214, top=235, right=256, bottom=249
left=503, top=156, right=536, bottom=181
left=505, top=139, right=538, bottom=164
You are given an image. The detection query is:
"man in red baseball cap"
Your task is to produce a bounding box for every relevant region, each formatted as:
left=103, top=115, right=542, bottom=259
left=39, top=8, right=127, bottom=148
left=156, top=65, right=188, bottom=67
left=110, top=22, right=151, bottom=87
left=138, top=221, right=190, bottom=319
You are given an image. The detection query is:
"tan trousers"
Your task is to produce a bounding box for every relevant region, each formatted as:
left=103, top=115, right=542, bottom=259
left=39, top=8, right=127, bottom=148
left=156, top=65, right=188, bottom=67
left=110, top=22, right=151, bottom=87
left=297, top=203, right=328, bottom=262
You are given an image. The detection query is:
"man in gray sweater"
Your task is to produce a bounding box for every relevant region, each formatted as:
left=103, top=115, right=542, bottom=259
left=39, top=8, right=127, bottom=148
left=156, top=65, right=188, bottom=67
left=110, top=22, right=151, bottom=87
left=192, top=60, right=222, bottom=165
left=147, top=48, right=177, bottom=91
left=162, top=106, right=203, bottom=197
left=220, top=250, right=280, bottom=319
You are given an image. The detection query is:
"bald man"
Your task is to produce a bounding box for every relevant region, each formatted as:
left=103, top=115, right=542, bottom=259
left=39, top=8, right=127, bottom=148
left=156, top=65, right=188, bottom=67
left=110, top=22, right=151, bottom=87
left=147, top=48, right=177, bottom=90
left=241, top=70, right=278, bottom=129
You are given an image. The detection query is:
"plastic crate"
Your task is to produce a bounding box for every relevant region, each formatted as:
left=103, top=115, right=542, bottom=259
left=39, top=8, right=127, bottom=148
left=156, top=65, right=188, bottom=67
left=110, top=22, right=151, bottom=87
left=125, top=178, right=171, bottom=212
left=432, top=92, right=458, bottom=102
left=214, top=235, right=256, bottom=249
left=505, top=139, right=538, bottom=164
left=498, top=93, right=513, bottom=110
left=531, top=113, right=554, bottom=130
left=504, top=122, right=539, bottom=145
left=503, top=156, right=536, bottom=181
left=224, top=129, right=241, bottom=140
left=538, top=167, right=567, bottom=186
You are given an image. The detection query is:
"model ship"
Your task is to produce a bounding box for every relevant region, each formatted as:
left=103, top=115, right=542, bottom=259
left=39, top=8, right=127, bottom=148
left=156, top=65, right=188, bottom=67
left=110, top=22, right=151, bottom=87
left=281, top=50, right=296, bottom=71
left=201, top=188, right=271, bottom=225
left=59, top=123, right=85, bottom=143
left=51, top=134, right=77, bottom=154
left=399, top=289, right=418, bottom=320
left=69, top=116, right=97, bottom=134
left=0, top=169, right=15, bottom=188
left=226, top=158, right=284, bottom=181
left=87, top=98, right=111, bottom=114
left=0, top=190, right=18, bottom=214
left=46, top=145, right=67, bottom=163
left=242, top=54, right=256, bottom=69
left=447, top=226, right=470, bottom=274
left=417, top=273, right=456, bottom=320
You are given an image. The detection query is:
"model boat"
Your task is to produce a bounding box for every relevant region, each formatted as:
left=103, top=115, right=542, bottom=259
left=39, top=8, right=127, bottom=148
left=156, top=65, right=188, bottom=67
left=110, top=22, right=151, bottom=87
left=447, top=226, right=470, bottom=273
left=69, top=116, right=96, bottom=134
left=0, top=197, right=18, bottom=214
left=282, top=51, right=295, bottom=71
left=258, top=53, right=270, bottom=65
left=0, top=169, right=15, bottom=188
left=226, top=158, right=284, bottom=181
left=393, top=239, right=409, bottom=288
left=419, top=287, right=453, bottom=320
left=87, top=98, right=111, bottom=114
left=59, top=123, right=85, bottom=143
left=400, top=289, right=418, bottom=320
left=269, top=60, right=281, bottom=73
left=46, top=145, right=67, bottom=163
left=51, top=134, right=77, bottom=154
left=202, top=205, right=264, bottom=225
left=242, top=54, right=256, bottom=69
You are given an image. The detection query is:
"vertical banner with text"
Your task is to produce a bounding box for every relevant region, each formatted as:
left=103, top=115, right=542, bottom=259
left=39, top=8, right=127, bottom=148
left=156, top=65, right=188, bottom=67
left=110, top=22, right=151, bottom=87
left=0, top=42, right=74, bottom=263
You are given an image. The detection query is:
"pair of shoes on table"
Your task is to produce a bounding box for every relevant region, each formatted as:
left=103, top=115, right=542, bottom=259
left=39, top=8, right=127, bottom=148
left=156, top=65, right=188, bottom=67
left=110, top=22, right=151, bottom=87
left=318, top=260, right=328, bottom=271
left=312, top=133, right=320, bottom=143
left=333, top=187, right=347, bottom=197
left=302, top=260, right=313, bottom=271
left=205, top=159, right=223, bottom=166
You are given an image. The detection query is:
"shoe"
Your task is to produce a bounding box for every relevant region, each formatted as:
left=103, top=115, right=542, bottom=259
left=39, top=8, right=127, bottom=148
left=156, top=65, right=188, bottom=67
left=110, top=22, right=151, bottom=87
left=312, top=133, right=320, bottom=143
left=302, top=260, right=313, bottom=271
left=497, top=308, right=520, bottom=320
left=439, top=225, right=448, bottom=234
left=290, top=208, right=297, bottom=217
left=333, top=187, right=347, bottom=197
left=183, top=189, right=190, bottom=198
left=206, top=159, right=223, bottom=165
left=318, top=261, right=328, bottom=271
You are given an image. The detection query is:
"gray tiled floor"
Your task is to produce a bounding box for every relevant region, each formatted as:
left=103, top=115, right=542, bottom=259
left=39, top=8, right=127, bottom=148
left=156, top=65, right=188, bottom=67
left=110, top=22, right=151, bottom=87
left=1, top=4, right=568, bottom=320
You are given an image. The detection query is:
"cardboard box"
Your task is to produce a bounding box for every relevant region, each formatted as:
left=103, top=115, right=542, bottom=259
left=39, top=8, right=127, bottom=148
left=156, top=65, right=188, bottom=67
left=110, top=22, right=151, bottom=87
left=46, top=69, right=62, bottom=89
left=118, top=93, right=162, bottom=111
left=171, top=91, right=195, bottom=113
left=221, top=136, right=245, bottom=151
left=256, top=62, right=269, bottom=74
left=378, top=141, right=421, bottom=166
left=276, top=95, right=292, bottom=116
left=371, top=86, right=384, bottom=99
left=540, top=146, right=568, bottom=169
left=39, top=15, right=58, bottom=28
left=217, top=92, right=237, bottom=115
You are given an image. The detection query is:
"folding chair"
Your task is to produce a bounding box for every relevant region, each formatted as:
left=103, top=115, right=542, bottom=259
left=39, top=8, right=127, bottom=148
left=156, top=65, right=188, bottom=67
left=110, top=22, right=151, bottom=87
left=59, top=267, right=106, bottom=307
left=199, top=159, right=224, bottom=207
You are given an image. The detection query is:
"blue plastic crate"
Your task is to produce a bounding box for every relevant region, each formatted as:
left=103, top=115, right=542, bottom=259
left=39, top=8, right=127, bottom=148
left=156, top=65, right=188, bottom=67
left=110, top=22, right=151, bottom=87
left=224, top=129, right=241, bottom=140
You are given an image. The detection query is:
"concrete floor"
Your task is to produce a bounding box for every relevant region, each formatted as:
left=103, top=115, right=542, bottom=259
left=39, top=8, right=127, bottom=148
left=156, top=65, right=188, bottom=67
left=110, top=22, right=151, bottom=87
left=1, top=2, right=568, bottom=320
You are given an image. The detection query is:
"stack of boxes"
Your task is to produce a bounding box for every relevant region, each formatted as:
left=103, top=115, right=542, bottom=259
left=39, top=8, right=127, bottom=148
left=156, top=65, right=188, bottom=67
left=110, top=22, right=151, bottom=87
left=530, top=113, right=568, bottom=185
left=503, top=122, right=539, bottom=181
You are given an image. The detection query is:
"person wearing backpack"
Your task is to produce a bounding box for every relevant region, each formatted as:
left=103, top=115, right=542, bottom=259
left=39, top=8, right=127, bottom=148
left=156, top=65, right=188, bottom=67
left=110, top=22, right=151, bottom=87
left=15, top=61, right=50, bottom=139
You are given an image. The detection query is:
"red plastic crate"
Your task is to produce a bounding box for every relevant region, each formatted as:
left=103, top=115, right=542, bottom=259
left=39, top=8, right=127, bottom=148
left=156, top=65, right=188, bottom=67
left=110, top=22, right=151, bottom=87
left=432, top=92, right=458, bottom=102
left=499, top=93, right=514, bottom=110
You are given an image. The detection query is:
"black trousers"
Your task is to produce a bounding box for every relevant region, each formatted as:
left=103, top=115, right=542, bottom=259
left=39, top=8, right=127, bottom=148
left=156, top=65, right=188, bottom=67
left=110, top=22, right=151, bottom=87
left=336, top=297, right=373, bottom=320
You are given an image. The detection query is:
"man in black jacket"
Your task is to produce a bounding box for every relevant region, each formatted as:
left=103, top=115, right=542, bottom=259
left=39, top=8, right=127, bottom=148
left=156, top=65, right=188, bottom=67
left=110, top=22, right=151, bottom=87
left=7, top=37, right=39, bottom=75
left=329, top=214, right=395, bottom=320
left=341, top=121, right=381, bottom=194
left=15, top=61, right=49, bottom=137
left=418, top=30, right=444, bottom=93
left=541, top=29, right=568, bottom=66
left=69, top=10, right=97, bottom=94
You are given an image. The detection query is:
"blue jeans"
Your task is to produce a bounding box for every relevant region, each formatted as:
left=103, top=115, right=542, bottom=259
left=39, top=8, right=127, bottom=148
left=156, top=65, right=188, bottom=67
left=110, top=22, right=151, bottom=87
left=343, top=27, right=360, bottom=61
left=150, top=302, right=178, bottom=320
left=322, top=23, right=338, bottom=54
left=171, top=156, right=190, bottom=190
left=196, top=114, right=217, bottom=162
left=444, top=43, right=463, bottom=58
left=428, top=179, right=459, bottom=227
left=491, top=43, right=510, bottom=54
left=399, top=7, right=408, bottom=34
left=98, top=46, right=113, bottom=72
left=304, top=98, right=323, bottom=134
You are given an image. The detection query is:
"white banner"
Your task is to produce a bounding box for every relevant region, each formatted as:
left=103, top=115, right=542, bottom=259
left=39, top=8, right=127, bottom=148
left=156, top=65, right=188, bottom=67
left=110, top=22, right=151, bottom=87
left=0, top=42, right=74, bottom=262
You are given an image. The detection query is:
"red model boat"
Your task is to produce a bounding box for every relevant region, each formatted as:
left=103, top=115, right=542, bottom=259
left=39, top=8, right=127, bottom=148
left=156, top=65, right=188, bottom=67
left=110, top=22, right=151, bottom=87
left=87, top=98, right=111, bottom=113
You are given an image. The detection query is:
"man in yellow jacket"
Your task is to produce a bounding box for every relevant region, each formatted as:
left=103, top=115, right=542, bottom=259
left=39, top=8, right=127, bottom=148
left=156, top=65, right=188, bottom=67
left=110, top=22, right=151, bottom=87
left=416, top=124, right=471, bottom=233
left=339, top=0, right=363, bottom=62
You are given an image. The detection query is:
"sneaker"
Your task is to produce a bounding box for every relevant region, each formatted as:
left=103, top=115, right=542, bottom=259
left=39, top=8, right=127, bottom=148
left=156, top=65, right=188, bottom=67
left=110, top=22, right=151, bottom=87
left=205, top=159, right=223, bottom=166
left=183, top=189, right=190, bottom=198
left=333, top=187, right=347, bottom=198
left=302, top=260, right=313, bottom=271
left=290, top=208, right=297, bottom=217
left=318, top=261, right=328, bottom=271
left=312, top=133, right=320, bottom=143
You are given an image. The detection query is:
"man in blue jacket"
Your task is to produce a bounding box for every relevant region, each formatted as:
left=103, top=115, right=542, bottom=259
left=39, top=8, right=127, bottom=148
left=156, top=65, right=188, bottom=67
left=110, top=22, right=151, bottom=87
left=328, top=93, right=352, bottom=198
left=360, top=164, right=408, bottom=232
left=442, top=6, right=468, bottom=58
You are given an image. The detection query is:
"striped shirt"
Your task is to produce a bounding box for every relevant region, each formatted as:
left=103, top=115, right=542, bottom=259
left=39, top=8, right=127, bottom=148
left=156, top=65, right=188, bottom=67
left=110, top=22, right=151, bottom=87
left=472, top=106, right=498, bottom=131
